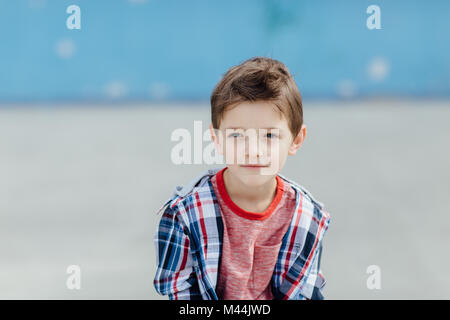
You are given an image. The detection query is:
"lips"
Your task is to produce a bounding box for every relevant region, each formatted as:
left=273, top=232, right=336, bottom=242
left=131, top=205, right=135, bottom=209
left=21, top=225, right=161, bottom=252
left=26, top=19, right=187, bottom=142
left=240, top=164, right=269, bottom=168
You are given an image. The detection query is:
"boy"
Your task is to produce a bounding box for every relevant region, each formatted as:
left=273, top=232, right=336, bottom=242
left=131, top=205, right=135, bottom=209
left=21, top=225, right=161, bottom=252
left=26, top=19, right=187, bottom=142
left=153, top=57, right=331, bottom=300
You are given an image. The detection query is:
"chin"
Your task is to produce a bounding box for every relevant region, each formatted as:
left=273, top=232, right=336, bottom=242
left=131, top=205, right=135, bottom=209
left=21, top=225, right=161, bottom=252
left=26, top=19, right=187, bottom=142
left=237, top=170, right=275, bottom=186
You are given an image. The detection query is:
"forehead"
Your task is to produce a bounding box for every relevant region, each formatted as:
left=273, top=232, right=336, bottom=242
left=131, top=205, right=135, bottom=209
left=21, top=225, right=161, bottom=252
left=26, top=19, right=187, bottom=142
left=219, top=101, right=288, bottom=130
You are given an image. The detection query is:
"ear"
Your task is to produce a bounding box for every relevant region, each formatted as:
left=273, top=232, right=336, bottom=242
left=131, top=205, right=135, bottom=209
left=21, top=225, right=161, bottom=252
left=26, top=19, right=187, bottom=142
left=288, top=124, right=307, bottom=156
left=210, top=123, right=224, bottom=155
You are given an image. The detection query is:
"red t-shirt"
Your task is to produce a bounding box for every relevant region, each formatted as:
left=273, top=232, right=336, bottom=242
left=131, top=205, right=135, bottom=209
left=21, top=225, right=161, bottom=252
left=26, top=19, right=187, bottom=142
left=211, top=167, right=297, bottom=300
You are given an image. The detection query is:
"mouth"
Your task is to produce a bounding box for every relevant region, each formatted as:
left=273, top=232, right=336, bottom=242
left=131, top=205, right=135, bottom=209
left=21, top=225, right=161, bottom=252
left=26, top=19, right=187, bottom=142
left=240, top=164, right=270, bottom=168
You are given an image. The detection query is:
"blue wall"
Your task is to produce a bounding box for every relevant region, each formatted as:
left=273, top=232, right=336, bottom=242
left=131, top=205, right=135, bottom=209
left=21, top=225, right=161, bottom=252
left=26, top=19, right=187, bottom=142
left=1, top=0, right=449, bottom=102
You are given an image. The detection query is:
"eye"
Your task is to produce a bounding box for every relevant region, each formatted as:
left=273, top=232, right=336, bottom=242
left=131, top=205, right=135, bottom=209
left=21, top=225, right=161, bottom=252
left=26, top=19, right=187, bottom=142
left=266, top=132, right=278, bottom=139
left=228, top=132, right=242, bottom=138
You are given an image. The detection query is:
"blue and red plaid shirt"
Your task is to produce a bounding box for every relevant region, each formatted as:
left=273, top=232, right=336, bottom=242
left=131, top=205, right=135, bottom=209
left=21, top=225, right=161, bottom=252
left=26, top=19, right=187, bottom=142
left=153, top=167, right=331, bottom=300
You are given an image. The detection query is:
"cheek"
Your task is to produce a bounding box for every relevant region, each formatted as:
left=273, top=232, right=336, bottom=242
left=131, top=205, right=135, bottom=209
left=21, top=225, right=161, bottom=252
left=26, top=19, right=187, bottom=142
left=266, top=138, right=288, bottom=154
left=269, top=140, right=290, bottom=164
left=222, top=138, right=243, bottom=164
left=223, top=138, right=239, bottom=152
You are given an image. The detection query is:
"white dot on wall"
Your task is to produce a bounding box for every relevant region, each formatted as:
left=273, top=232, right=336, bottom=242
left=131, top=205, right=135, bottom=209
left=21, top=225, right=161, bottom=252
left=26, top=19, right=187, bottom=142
left=149, top=82, right=170, bottom=100
left=336, top=79, right=357, bottom=98
left=368, top=57, right=390, bottom=82
left=55, top=39, right=76, bottom=59
left=104, top=81, right=128, bottom=99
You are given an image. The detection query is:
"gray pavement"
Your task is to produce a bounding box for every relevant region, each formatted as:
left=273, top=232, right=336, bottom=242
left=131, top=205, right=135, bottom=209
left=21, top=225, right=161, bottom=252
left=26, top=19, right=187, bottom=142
left=1, top=99, right=449, bottom=299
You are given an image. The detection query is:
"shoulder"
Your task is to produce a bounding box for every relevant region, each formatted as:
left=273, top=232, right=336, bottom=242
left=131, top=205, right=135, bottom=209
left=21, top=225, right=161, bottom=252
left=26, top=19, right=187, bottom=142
left=156, top=167, right=221, bottom=216
left=277, top=172, right=331, bottom=226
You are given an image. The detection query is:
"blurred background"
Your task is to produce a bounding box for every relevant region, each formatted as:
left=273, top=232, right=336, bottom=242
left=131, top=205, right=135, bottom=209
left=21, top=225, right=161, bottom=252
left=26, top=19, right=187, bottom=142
left=1, top=0, right=449, bottom=299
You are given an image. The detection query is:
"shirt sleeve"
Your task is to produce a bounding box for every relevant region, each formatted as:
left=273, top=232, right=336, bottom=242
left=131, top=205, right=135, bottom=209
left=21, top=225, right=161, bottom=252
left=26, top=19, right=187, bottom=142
left=294, top=244, right=327, bottom=300
left=153, top=202, right=200, bottom=300
left=285, top=204, right=331, bottom=300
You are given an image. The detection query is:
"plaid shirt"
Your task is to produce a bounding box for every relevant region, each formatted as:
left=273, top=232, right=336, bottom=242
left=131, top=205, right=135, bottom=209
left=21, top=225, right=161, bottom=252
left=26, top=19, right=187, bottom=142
left=153, top=167, right=331, bottom=300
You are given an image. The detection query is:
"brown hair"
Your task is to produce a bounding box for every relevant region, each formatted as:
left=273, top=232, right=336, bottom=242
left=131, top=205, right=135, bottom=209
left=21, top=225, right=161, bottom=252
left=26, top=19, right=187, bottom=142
left=210, top=56, right=303, bottom=138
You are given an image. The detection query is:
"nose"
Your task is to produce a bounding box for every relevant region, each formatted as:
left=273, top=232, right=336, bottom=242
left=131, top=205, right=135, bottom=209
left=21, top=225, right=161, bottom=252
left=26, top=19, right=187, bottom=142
left=245, top=134, right=263, bottom=163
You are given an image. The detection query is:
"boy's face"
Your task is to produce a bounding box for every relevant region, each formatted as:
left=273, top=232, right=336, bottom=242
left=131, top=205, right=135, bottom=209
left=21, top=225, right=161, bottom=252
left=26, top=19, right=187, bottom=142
left=210, top=100, right=306, bottom=187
